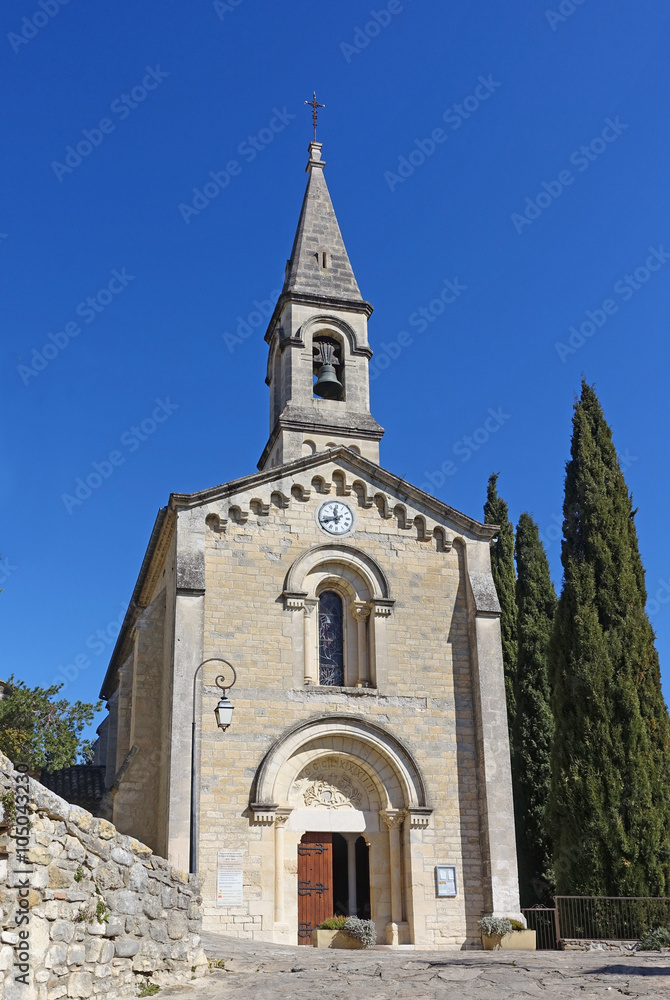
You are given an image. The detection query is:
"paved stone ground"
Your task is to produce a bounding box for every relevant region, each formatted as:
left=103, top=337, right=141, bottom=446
left=159, top=932, right=670, bottom=999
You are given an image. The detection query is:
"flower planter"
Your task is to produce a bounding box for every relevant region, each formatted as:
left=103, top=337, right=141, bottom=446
left=482, top=929, right=536, bottom=951
left=312, top=928, right=366, bottom=949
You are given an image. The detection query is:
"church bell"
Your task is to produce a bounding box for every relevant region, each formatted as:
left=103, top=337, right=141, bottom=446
left=313, top=341, right=344, bottom=400
left=313, top=363, right=343, bottom=399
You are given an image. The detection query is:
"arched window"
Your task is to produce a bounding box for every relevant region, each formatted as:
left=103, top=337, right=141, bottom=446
left=318, top=591, right=344, bottom=686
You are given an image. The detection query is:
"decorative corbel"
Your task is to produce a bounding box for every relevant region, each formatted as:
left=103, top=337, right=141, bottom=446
left=394, top=505, right=414, bottom=530
left=250, top=803, right=278, bottom=825
left=353, top=483, right=374, bottom=509
left=332, top=471, right=353, bottom=496
left=228, top=505, right=249, bottom=525
left=415, top=517, right=434, bottom=541
left=374, top=493, right=393, bottom=519
left=250, top=498, right=271, bottom=516
left=291, top=483, right=312, bottom=502
left=270, top=491, right=291, bottom=509
left=407, top=807, right=433, bottom=828
left=205, top=512, right=228, bottom=535
left=282, top=591, right=307, bottom=611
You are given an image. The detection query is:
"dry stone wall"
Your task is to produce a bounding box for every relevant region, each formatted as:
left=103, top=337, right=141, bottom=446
left=0, top=751, right=207, bottom=999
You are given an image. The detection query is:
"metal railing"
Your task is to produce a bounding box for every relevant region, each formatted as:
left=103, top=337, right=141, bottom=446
left=555, top=896, right=670, bottom=942
left=522, top=906, right=559, bottom=949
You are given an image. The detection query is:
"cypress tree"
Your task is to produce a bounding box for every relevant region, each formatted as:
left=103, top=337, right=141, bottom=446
left=514, top=513, right=556, bottom=904
left=484, top=473, right=518, bottom=729
left=549, top=380, right=670, bottom=896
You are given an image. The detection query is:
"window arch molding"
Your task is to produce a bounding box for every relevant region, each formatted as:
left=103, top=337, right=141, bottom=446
left=282, top=544, right=394, bottom=688
left=283, top=542, right=392, bottom=603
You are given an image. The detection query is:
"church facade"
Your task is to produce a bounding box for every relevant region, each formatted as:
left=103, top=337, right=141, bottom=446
left=96, top=139, right=521, bottom=948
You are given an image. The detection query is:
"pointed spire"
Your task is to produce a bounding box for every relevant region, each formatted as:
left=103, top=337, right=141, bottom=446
left=282, top=142, right=363, bottom=303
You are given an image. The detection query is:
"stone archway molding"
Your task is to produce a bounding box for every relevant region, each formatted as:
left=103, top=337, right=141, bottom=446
left=251, top=714, right=431, bottom=827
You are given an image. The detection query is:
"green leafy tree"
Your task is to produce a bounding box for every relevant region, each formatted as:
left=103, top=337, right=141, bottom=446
left=0, top=676, right=101, bottom=772
left=514, top=513, right=556, bottom=904
left=484, top=473, right=518, bottom=730
left=549, top=381, right=670, bottom=895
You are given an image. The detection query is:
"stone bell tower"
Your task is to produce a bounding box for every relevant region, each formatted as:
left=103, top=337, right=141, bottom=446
left=258, top=141, right=385, bottom=471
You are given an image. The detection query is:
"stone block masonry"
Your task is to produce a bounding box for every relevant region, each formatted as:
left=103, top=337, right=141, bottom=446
left=0, top=750, right=207, bottom=999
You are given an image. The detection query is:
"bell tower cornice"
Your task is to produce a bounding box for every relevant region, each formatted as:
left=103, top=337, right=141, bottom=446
left=264, top=291, right=374, bottom=349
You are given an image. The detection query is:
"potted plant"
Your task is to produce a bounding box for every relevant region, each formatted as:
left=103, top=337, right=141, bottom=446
left=478, top=916, right=536, bottom=950
left=313, top=916, right=377, bottom=949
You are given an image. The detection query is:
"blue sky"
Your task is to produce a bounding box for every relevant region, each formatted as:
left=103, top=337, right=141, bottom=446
left=3, top=0, right=670, bottom=741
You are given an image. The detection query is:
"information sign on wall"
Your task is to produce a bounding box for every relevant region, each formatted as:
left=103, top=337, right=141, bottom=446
left=217, top=851, right=244, bottom=906
left=435, top=864, right=457, bottom=897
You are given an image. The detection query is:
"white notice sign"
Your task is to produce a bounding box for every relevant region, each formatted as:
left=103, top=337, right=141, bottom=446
left=217, top=851, right=244, bottom=907
left=435, top=865, right=457, bottom=897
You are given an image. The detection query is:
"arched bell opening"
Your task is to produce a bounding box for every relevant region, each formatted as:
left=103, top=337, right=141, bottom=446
left=312, top=334, right=345, bottom=401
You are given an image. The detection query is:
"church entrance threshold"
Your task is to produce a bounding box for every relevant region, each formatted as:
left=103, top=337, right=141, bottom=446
left=297, top=831, right=371, bottom=944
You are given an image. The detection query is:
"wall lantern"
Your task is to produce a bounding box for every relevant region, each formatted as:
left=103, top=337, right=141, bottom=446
left=214, top=670, right=236, bottom=730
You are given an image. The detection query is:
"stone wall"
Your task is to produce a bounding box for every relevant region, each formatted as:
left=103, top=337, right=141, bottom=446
left=0, top=751, right=207, bottom=1000
left=560, top=939, right=638, bottom=953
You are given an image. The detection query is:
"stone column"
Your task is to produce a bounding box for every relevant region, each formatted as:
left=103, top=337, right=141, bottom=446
left=167, top=509, right=206, bottom=873
left=350, top=603, right=371, bottom=687
left=346, top=834, right=358, bottom=916
left=465, top=543, right=523, bottom=922
left=167, top=591, right=204, bottom=872
left=381, top=809, right=405, bottom=942
left=303, top=599, right=317, bottom=685
left=274, top=811, right=291, bottom=923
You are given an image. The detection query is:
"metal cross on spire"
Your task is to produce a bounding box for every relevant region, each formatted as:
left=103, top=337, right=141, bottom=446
left=305, top=91, right=325, bottom=141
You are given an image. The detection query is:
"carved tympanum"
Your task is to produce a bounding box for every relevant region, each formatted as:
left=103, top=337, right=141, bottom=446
left=303, top=776, right=362, bottom=810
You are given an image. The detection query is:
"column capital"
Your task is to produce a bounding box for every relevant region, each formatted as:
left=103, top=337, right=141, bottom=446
left=274, top=809, right=292, bottom=828
left=380, top=808, right=406, bottom=830
left=350, top=601, right=372, bottom=622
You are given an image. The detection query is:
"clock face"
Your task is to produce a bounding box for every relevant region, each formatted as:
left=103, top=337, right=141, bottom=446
left=318, top=501, right=354, bottom=536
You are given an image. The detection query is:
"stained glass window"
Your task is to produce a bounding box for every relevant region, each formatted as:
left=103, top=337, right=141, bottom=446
left=318, top=591, right=344, bottom=686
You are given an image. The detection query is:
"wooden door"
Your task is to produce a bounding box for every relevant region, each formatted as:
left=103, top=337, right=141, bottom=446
left=297, top=832, right=333, bottom=944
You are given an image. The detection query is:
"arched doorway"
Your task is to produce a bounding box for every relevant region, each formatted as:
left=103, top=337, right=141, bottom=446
left=252, top=715, right=431, bottom=945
